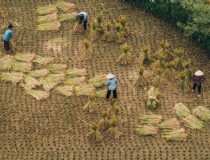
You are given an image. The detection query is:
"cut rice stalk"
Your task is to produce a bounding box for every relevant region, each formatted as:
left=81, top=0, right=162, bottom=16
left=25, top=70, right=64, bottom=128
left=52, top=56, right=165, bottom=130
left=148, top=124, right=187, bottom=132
left=59, top=12, right=76, bottom=23
left=26, top=89, right=49, bottom=100
left=135, top=125, right=158, bottom=136
left=39, top=77, right=58, bottom=91
left=95, top=88, right=107, bottom=98
left=48, top=64, right=68, bottom=73
left=45, top=73, right=66, bottom=83
left=1, top=72, right=25, bottom=85
left=0, top=55, right=14, bottom=71
left=139, top=114, right=163, bottom=126
left=162, top=128, right=188, bottom=141
left=174, top=103, right=191, bottom=119
left=33, top=55, right=54, bottom=65
left=14, top=53, right=35, bottom=62
left=37, top=5, right=57, bottom=15
left=29, top=69, right=49, bottom=78
left=183, top=115, right=204, bottom=130
left=88, top=74, right=107, bottom=88
left=65, top=68, right=87, bottom=77
left=192, top=106, right=210, bottom=122
left=37, top=13, right=58, bottom=24
left=159, top=118, right=181, bottom=130
left=55, top=1, right=76, bottom=12
left=11, top=61, right=32, bottom=73
left=54, top=85, right=74, bottom=97
left=36, top=21, right=61, bottom=31
left=20, top=76, right=41, bottom=89
left=64, top=76, right=86, bottom=85
left=74, top=84, right=96, bottom=96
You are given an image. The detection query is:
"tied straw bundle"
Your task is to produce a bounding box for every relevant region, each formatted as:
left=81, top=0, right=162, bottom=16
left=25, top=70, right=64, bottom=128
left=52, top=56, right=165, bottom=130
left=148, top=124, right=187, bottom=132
left=162, top=128, right=188, bottom=141
left=135, top=125, right=158, bottom=136
left=0, top=55, right=14, bottom=71
left=174, top=103, right=191, bottom=119
left=37, top=13, right=58, bottom=24
left=88, top=74, right=107, bottom=88
left=37, top=5, right=57, bottom=16
left=33, top=55, right=54, bottom=65
left=54, top=85, right=74, bottom=97
left=14, top=53, right=35, bottom=63
left=55, top=1, right=76, bottom=12
left=192, top=106, right=210, bottom=122
left=29, top=69, right=49, bottom=78
left=74, top=84, right=95, bottom=96
left=159, top=118, right=181, bottom=130
left=64, top=76, right=86, bottom=85
left=20, top=76, right=41, bottom=90
left=36, top=21, right=61, bottom=31
left=26, top=89, right=49, bottom=100
left=11, top=61, right=32, bottom=73
left=139, top=114, right=163, bottom=126
left=48, top=63, right=68, bottom=73
left=59, top=12, right=76, bottom=23
left=1, top=72, right=25, bottom=85
left=183, top=115, right=204, bottom=130
left=65, top=68, right=87, bottom=77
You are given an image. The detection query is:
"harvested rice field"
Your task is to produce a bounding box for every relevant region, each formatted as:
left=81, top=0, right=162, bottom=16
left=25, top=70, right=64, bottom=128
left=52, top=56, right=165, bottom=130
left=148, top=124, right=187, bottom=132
left=0, top=0, right=210, bottom=159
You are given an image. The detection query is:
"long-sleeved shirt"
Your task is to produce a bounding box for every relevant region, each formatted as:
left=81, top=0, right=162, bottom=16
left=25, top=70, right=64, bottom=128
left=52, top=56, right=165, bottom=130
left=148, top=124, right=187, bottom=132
left=78, top=12, right=88, bottom=21
left=193, top=75, right=205, bottom=85
left=3, top=29, right=13, bottom=42
left=105, top=78, right=117, bottom=91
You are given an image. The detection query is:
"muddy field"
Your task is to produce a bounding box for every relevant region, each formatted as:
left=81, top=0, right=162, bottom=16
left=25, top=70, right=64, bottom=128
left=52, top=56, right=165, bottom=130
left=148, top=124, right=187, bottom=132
left=0, top=0, right=210, bottom=159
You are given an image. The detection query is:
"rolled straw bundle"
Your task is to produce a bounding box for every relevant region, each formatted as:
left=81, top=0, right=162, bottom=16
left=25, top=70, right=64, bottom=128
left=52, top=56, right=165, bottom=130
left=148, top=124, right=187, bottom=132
left=0, top=55, right=14, bottom=71
left=36, top=21, right=61, bottom=31
left=192, top=106, right=210, bottom=122
left=174, top=103, right=191, bottom=119
left=37, top=13, right=58, bottom=24
left=135, top=125, right=158, bottom=136
left=14, top=53, right=35, bottom=63
left=37, top=5, right=57, bottom=15
left=1, top=72, right=25, bottom=85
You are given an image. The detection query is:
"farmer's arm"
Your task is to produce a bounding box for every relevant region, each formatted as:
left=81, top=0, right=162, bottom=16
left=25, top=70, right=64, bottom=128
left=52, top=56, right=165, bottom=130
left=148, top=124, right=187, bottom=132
left=105, top=80, right=110, bottom=86
left=9, top=31, right=12, bottom=39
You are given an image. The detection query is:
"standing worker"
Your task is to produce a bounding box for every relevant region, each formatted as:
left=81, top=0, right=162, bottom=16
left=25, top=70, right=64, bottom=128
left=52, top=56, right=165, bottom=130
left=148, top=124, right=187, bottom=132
left=76, top=12, right=88, bottom=31
left=2, top=24, right=13, bottom=51
left=105, top=73, right=117, bottom=99
left=192, top=70, right=205, bottom=97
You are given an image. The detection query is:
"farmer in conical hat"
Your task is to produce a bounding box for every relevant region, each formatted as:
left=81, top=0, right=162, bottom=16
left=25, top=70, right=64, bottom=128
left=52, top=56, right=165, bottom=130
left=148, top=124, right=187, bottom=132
left=76, top=11, right=88, bottom=31
left=2, top=24, right=13, bottom=51
left=192, top=70, right=205, bottom=97
left=105, top=73, right=117, bottom=99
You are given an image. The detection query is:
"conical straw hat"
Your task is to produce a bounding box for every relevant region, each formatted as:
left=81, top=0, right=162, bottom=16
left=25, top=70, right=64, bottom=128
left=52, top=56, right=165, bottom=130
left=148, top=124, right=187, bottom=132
left=106, top=73, right=115, bottom=79
left=195, top=70, right=204, bottom=76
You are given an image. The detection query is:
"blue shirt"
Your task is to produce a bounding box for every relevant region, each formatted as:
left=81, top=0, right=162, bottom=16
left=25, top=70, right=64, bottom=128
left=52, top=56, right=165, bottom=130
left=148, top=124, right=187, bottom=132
left=3, top=29, right=13, bottom=41
left=105, top=78, right=117, bottom=91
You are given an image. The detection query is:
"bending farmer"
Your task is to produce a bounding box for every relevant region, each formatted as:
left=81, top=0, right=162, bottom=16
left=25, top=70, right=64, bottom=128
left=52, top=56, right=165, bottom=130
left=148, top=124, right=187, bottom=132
left=76, top=12, right=88, bottom=31
left=105, top=73, right=117, bottom=99
left=2, top=24, right=13, bottom=51
left=192, top=70, right=205, bottom=97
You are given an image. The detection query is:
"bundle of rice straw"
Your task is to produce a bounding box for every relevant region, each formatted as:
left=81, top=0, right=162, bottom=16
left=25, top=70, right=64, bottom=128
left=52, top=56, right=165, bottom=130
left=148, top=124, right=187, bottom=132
left=37, top=13, right=58, bottom=24
left=159, top=118, right=181, bottom=130
left=139, top=114, right=163, bottom=126
left=11, top=61, right=32, bottom=73
left=55, top=1, right=76, bottom=12
left=26, top=89, right=49, bottom=100
left=183, top=115, right=204, bottom=130
left=33, top=55, right=54, bottom=65
left=74, top=84, right=96, bottom=96
left=39, top=78, right=58, bottom=91
left=0, top=55, right=14, bottom=71
left=162, top=128, right=188, bottom=141
left=59, top=12, right=76, bottom=23
left=29, top=69, right=49, bottom=78
left=64, top=76, right=86, bottom=85
left=54, top=85, right=74, bottom=97
left=48, top=64, right=68, bottom=73
left=135, top=125, right=158, bottom=136
left=14, top=53, right=35, bottom=63
left=174, top=103, right=191, bottom=119
left=20, top=76, right=41, bottom=90
left=1, top=72, right=25, bottom=84
left=37, top=5, right=57, bottom=15
left=88, top=74, right=107, bottom=88
left=36, top=21, right=61, bottom=31
left=95, top=88, right=107, bottom=98
left=65, top=68, right=87, bottom=77
left=192, top=106, right=210, bottom=122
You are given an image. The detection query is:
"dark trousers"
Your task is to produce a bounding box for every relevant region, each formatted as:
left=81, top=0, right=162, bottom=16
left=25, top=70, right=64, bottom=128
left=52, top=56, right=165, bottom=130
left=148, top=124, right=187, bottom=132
left=79, top=20, right=87, bottom=31
left=3, top=40, right=10, bottom=50
left=106, top=89, right=117, bottom=99
left=193, top=83, right=201, bottom=94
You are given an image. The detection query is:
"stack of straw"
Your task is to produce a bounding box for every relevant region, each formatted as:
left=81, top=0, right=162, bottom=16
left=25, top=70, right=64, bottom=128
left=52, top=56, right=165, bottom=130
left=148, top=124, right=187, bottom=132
left=26, top=89, right=49, bottom=100
left=37, top=13, right=58, bottom=24
left=11, top=61, right=32, bottom=73
left=48, top=64, right=68, bottom=73
left=64, top=76, right=86, bottom=85
left=59, top=12, right=76, bottom=23
left=14, top=53, right=35, bottom=63
left=37, top=5, right=57, bottom=16
left=20, top=76, right=42, bottom=90
left=192, top=106, right=210, bottom=122
left=174, top=103, right=191, bottom=119
left=54, top=85, right=74, bottom=97
left=33, top=55, right=54, bottom=65
left=1, top=72, right=25, bottom=85
left=183, top=115, right=204, bottom=130
left=0, top=55, right=14, bottom=71
left=65, top=68, right=87, bottom=77
left=29, top=69, right=49, bottom=78
left=74, top=84, right=95, bottom=96
left=88, top=74, right=107, bottom=88
left=55, top=1, right=76, bottom=12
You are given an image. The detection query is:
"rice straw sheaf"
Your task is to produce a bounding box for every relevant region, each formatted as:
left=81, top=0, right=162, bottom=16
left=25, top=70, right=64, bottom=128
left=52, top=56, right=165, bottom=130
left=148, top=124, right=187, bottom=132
left=88, top=74, right=107, bottom=88
left=135, top=125, right=158, bottom=136
left=55, top=1, right=76, bottom=12
left=37, top=13, right=58, bottom=24
left=159, top=118, right=181, bottom=130
left=54, top=85, right=74, bottom=97
left=0, top=55, right=14, bottom=71
left=48, top=64, right=68, bottom=73
left=33, top=55, right=54, bottom=65
left=65, top=68, right=87, bottom=77
left=95, top=88, right=107, bottom=98
left=74, top=84, right=96, bottom=96
left=1, top=72, right=25, bottom=85
left=11, top=61, right=32, bottom=73
left=14, top=53, right=35, bottom=63
left=162, top=128, right=188, bottom=141
left=37, top=5, right=57, bottom=15
left=183, top=115, right=204, bottom=130
left=29, top=69, right=49, bottom=78
left=192, top=106, right=210, bottom=122
left=26, top=89, right=49, bottom=100
left=20, top=76, right=42, bottom=89
left=36, top=21, right=61, bottom=31
left=59, top=12, right=76, bottom=23
left=174, top=103, right=191, bottom=119
left=64, top=76, right=86, bottom=85
left=139, top=114, right=163, bottom=126
left=39, top=77, right=58, bottom=92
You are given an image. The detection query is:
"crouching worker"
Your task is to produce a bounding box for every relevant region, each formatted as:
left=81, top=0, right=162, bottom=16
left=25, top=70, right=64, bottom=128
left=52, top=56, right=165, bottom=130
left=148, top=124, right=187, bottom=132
left=76, top=12, right=88, bottom=31
left=2, top=24, right=13, bottom=51
left=105, top=73, right=117, bottom=99
left=192, top=70, right=205, bottom=97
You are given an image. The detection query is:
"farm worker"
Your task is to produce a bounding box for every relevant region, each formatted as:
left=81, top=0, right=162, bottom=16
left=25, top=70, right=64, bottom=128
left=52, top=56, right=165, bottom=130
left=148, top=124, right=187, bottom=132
left=76, top=12, right=88, bottom=31
left=192, top=70, right=205, bottom=97
left=105, top=73, right=117, bottom=99
left=2, top=24, right=13, bottom=51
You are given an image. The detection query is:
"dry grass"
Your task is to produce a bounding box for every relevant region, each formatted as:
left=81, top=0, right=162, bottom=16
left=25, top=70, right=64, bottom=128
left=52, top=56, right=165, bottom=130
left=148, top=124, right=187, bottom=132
left=37, top=5, right=57, bottom=15
left=54, top=85, right=74, bottom=97
left=55, top=1, right=76, bottom=12
left=14, top=53, right=35, bottom=63
left=33, top=55, right=54, bottom=65
left=174, top=103, right=191, bottom=119
left=59, top=12, right=76, bottom=23
left=37, top=13, right=58, bottom=24
left=29, top=69, right=50, bottom=78
left=1, top=72, right=25, bottom=85
left=25, top=89, right=49, bottom=100
left=74, top=84, right=96, bottom=96
left=65, top=68, right=87, bottom=77
left=36, top=21, right=61, bottom=31
left=88, top=74, right=107, bottom=88
left=11, top=61, right=32, bottom=73
left=0, top=55, right=14, bottom=71
left=64, top=76, right=86, bottom=85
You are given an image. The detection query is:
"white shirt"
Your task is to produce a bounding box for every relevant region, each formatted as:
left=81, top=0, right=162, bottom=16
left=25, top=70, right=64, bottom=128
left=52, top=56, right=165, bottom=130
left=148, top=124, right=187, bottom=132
left=78, top=12, right=88, bottom=21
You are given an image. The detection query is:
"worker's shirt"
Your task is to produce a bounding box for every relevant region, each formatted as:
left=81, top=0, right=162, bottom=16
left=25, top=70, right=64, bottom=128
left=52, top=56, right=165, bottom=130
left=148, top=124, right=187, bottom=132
left=3, top=29, right=13, bottom=42
left=193, top=75, right=205, bottom=85
left=105, top=78, right=117, bottom=91
left=78, top=12, right=88, bottom=21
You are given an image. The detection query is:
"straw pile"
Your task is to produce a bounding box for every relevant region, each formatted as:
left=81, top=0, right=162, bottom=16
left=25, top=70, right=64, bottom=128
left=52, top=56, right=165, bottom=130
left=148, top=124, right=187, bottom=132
left=11, top=61, right=32, bottom=73
left=183, top=115, right=204, bottom=130
left=54, top=85, right=74, bottom=97
left=1, top=72, right=25, bottom=85
left=0, top=55, right=14, bottom=71
left=37, top=13, right=58, bottom=24
left=65, top=68, right=87, bottom=77
left=33, top=55, right=54, bottom=65
left=14, top=53, right=35, bottom=63
left=174, top=103, right=191, bottom=119
left=26, top=89, right=49, bottom=100
left=135, top=125, right=158, bottom=136
left=55, top=1, right=76, bottom=12
left=139, top=114, right=163, bottom=126
left=37, top=21, right=61, bottom=31
left=37, top=5, right=57, bottom=15
left=48, top=64, right=68, bottom=73
left=64, top=76, right=86, bottom=85
left=159, top=118, right=181, bottom=130
left=162, top=128, right=188, bottom=141
left=192, top=106, right=210, bottom=122
left=59, top=12, right=76, bottom=23
left=95, top=88, right=107, bottom=98
left=88, top=74, right=107, bottom=88
left=29, top=69, right=49, bottom=78
left=74, top=84, right=96, bottom=96
left=20, top=76, right=41, bottom=90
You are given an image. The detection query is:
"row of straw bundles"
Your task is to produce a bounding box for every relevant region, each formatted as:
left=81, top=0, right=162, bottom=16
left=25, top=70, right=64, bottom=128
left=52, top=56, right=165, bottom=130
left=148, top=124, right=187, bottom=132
left=37, top=13, right=58, bottom=24
left=37, top=21, right=61, bottom=31
left=55, top=1, right=76, bottom=12
left=88, top=74, right=107, bottom=88
left=192, top=106, right=210, bottom=122
left=174, top=103, right=191, bottom=119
